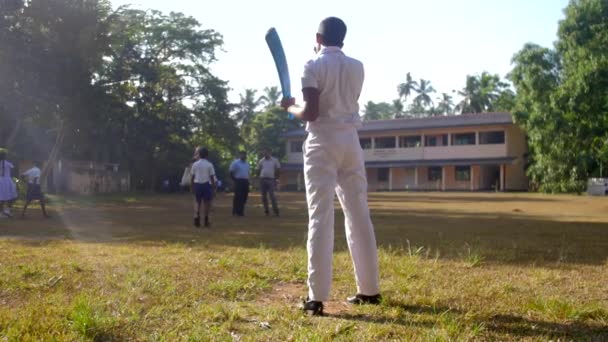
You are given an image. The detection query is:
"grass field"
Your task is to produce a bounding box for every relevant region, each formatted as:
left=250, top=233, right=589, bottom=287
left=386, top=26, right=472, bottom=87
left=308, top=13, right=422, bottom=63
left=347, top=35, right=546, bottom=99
left=1, top=192, right=607, bottom=341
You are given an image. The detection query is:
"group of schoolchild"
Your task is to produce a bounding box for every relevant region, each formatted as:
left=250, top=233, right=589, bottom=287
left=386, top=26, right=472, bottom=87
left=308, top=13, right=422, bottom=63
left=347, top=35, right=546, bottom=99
left=183, top=146, right=281, bottom=228
left=0, top=150, right=50, bottom=219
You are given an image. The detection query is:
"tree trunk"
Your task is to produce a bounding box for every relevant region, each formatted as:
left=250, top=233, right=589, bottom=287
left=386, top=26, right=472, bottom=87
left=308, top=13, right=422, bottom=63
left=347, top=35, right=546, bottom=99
left=4, top=119, right=22, bottom=149
left=41, top=120, right=65, bottom=189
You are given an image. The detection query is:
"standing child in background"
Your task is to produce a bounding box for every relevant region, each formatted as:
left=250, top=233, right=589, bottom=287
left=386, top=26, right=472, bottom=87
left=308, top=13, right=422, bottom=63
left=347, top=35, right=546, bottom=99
left=0, top=150, right=18, bottom=218
left=21, top=161, right=50, bottom=218
left=190, top=147, right=216, bottom=228
left=281, top=17, right=381, bottom=316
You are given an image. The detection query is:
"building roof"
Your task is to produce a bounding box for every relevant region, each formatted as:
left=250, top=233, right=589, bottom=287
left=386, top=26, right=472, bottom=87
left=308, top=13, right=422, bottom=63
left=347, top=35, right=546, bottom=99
left=282, top=157, right=517, bottom=170
left=282, top=112, right=514, bottom=138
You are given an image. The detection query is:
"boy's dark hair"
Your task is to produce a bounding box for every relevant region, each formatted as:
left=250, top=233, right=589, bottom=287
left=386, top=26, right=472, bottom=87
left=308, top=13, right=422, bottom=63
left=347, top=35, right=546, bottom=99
left=318, top=17, right=347, bottom=47
left=33, top=161, right=41, bottom=167
left=198, top=147, right=209, bottom=159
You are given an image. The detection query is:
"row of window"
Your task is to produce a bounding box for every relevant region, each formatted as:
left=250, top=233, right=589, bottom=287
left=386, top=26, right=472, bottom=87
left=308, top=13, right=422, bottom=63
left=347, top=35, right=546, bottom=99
left=376, top=166, right=471, bottom=182
left=361, top=131, right=505, bottom=150
left=289, top=131, right=505, bottom=153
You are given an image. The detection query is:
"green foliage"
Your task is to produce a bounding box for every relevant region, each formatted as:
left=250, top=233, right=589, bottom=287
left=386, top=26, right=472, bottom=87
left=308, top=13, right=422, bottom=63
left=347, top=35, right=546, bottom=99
left=241, top=107, right=302, bottom=161
left=363, top=101, right=398, bottom=120
left=455, top=72, right=515, bottom=114
left=509, top=0, right=608, bottom=192
left=0, top=1, right=236, bottom=191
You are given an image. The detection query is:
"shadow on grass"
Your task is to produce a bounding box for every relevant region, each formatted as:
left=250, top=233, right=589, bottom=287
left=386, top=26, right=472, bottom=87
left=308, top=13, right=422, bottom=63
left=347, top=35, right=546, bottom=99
left=2, top=193, right=608, bottom=265
left=369, top=193, right=561, bottom=204
left=329, top=300, right=607, bottom=340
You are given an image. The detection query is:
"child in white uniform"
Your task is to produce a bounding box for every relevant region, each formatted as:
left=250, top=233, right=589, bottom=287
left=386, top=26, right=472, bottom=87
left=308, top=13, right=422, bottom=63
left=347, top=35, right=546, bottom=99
left=0, top=150, right=18, bottom=218
left=282, top=17, right=381, bottom=316
left=21, top=161, right=50, bottom=218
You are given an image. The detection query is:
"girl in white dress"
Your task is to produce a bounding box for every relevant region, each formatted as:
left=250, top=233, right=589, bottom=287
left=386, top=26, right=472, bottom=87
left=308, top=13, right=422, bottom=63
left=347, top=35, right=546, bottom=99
left=0, top=150, right=18, bottom=218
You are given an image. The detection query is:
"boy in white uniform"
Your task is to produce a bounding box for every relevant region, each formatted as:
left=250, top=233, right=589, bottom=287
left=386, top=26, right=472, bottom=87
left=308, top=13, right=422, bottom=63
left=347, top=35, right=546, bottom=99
left=190, top=147, right=216, bottom=228
left=21, top=161, right=50, bottom=218
left=281, top=17, right=381, bottom=316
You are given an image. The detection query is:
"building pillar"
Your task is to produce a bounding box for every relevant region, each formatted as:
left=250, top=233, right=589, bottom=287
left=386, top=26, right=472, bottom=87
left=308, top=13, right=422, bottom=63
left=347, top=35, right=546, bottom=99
left=470, top=165, right=475, bottom=191
left=414, top=167, right=419, bottom=189
left=389, top=168, right=393, bottom=191
left=441, top=166, right=446, bottom=191
left=475, top=131, right=480, bottom=145
left=297, top=172, right=303, bottom=191
left=499, top=164, right=505, bottom=191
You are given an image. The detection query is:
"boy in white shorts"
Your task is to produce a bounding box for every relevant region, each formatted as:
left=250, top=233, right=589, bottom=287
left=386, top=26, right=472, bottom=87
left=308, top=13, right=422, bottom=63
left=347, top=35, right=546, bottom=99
left=281, top=17, right=381, bottom=316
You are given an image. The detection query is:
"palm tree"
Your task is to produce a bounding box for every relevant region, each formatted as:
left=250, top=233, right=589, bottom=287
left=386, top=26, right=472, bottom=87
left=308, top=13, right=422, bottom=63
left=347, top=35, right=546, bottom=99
left=455, top=76, right=482, bottom=114
left=397, top=72, right=419, bottom=102
left=234, top=89, right=263, bottom=126
left=455, top=73, right=506, bottom=114
left=392, top=99, right=405, bottom=118
left=436, top=93, right=454, bottom=115
left=413, top=79, right=436, bottom=108
left=259, top=86, right=281, bottom=109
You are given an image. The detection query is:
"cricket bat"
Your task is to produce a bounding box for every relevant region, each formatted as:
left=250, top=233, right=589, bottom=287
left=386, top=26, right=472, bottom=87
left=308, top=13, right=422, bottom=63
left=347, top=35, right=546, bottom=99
left=265, top=27, right=291, bottom=99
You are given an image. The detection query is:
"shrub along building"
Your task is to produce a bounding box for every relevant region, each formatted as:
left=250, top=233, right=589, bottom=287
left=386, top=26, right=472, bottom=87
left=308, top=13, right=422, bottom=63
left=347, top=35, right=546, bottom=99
left=281, top=112, right=528, bottom=192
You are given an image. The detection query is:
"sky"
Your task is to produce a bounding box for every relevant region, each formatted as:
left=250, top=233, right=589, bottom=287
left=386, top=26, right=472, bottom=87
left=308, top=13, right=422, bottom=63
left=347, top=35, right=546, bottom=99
left=111, top=0, right=570, bottom=106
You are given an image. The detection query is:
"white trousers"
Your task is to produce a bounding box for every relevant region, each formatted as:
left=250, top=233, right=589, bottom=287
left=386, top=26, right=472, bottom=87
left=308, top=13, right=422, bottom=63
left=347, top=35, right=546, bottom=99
left=304, top=127, right=380, bottom=301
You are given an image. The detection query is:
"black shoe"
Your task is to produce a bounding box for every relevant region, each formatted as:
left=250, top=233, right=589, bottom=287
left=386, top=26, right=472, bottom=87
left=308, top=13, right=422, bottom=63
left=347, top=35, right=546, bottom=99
left=194, top=217, right=200, bottom=228
left=274, top=211, right=280, bottom=217
left=300, top=298, right=323, bottom=316
left=346, top=294, right=382, bottom=305
left=265, top=211, right=269, bottom=216
left=204, top=217, right=209, bottom=227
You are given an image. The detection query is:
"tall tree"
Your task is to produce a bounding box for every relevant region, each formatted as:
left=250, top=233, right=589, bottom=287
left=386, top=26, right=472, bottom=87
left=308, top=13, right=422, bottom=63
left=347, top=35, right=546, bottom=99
left=259, top=86, right=281, bottom=109
left=413, top=79, right=436, bottom=108
left=455, top=72, right=513, bottom=114
left=392, top=99, right=405, bottom=118
left=242, top=107, right=302, bottom=161
left=436, top=93, right=454, bottom=115
left=96, top=8, right=228, bottom=189
left=0, top=0, right=114, bottom=182
left=509, top=0, right=608, bottom=192
left=234, top=89, right=263, bottom=126
left=397, top=72, right=419, bottom=102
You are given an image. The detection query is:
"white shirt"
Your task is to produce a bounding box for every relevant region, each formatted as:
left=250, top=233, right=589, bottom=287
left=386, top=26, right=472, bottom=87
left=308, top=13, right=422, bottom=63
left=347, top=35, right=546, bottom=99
left=23, top=166, right=41, bottom=184
left=301, top=46, right=364, bottom=133
left=191, top=159, right=215, bottom=184
left=258, top=157, right=281, bottom=179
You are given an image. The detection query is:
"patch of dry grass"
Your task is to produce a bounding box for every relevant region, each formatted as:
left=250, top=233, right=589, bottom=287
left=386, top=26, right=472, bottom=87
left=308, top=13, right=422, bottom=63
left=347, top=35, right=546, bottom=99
left=1, top=192, right=607, bottom=340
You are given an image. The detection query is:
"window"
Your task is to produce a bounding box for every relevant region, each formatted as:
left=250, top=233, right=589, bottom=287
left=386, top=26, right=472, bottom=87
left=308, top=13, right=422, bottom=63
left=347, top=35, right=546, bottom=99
left=400, top=135, right=422, bottom=148
left=374, top=137, right=396, bottom=149
left=453, top=133, right=476, bottom=145
left=378, top=168, right=389, bottom=182
left=455, top=166, right=471, bottom=181
left=428, top=167, right=442, bottom=181
left=290, top=141, right=303, bottom=153
left=425, top=134, right=448, bottom=147
left=479, top=131, right=505, bottom=144
left=360, top=138, right=372, bottom=149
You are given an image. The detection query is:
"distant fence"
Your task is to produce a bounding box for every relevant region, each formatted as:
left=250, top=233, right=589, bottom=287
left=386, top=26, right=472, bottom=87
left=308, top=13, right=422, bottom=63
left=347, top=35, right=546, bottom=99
left=587, top=178, right=607, bottom=196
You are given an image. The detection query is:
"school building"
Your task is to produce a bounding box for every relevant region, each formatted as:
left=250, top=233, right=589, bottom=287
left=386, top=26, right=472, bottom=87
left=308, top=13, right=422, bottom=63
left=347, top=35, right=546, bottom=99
left=280, top=112, right=529, bottom=192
